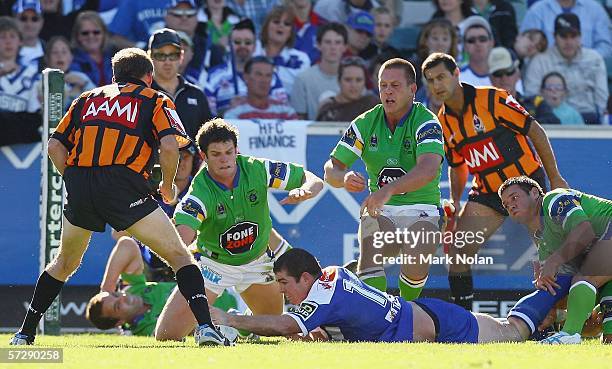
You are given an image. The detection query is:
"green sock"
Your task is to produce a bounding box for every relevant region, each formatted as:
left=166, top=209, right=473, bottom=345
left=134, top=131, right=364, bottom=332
left=362, top=276, right=387, bottom=292
left=398, top=274, right=427, bottom=301
left=598, top=281, right=612, bottom=335
left=562, top=281, right=597, bottom=335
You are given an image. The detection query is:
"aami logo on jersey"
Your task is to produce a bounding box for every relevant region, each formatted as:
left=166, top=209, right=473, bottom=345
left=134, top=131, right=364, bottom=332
left=461, top=138, right=503, bottom=171
left=377, top=167, right=407, bottom=189
left=220, top=222, right=259, bottom=254
left=81, top=96, right=142, bottom=128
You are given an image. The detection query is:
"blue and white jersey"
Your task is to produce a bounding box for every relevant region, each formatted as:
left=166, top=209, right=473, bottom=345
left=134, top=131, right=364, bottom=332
left=108, top=0, right=170, bottom=45
left=205, top=61, right=288, bottom=115
left=253, top=46, right=310, bottom=95
left=285, top=267, right=414, bottom=342
left=0, top=63, right=40, bottom=113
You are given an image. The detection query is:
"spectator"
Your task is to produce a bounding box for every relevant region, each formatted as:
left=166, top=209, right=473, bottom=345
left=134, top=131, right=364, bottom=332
left=148, top=28, right=213, bottom=140
left=0, top=16, right=41, bottom=146
left=359, top=7, right=399, bottom=63
left=513, top=28, right=547, bottom=69
left=539, top=71, right=585, bottom=125
left=165, top=0, right=226, bottom=88
left=345, top=11, right=373, bottom=57
left=70, top=11, right=114, bottom=86
left=377, top=0, right=402, bottom=25
left=316, top=56, right=379, bottom=121
left=37, top=36, right=95, bottom=111
left=459, top=16, right=493, bottom=86
left=176, top=30, right=195, bottom=75
left=471, top=0, right=517, bottom=49
left=291, top=22, right=347, bottom=120
left=287, top=0, right=326, bottom=64
left=198, top=0, right=240, bottom=49
left=206, top=19, right=288, bottom=115
left=13, top=0, right=44, bottom=68
left=225, top=0, right=279, bottom=34
left=39, top=0, right=98, bottom=42
left=520, top=0, right=612, bottom=58
left=224, top=56, right=298, bottom=119
left=413, top=18, right=458, bottom=90
left=108, top=0, right=171, bottom=49
left=431, top=0, right=475, bottom=28
left=314, top=0, right=379, bottom=24
left=524, top=13, right=608, bottom=124
left=255, top=5, right=310, bottom=94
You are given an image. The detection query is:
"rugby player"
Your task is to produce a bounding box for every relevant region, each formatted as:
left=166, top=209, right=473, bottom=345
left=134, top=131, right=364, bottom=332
left=499, top=176, right=612, bottom=344
left=324, top=58, right=445, bottom=301
left=422, top=53, right=568, bottom=310
left=154, top=118, right=324, bottom=341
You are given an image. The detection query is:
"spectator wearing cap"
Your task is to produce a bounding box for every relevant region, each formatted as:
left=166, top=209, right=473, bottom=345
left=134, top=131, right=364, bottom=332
left=524, top=13, right=608, bottom=124
left=254, top=5, right=310, bottom=94
left=108, top=0, right=175, bottom=49
left=206, top=19, right=288, bottom=116
left=165, top=0, right=226, bottom=89
left=224, top=56, right=298, bottom=119
left=13, top=0, right=44, bottom=68
left=70, top=11, right=114, bottom=87
left=459, top=15, right=494, bottom=87
left=287, top=0, right=327, bottom=64
left=225, top=0, right=278, bottom=34
left=359, top=6, right=400, bottom=63
left=148, top=28, right=212, bottom=140
left=197, top=0, right=240, bottom=49
left=520, top=0, right=612, bottom=58
left=314, top=0, right=379, bottom=24
left=471, top=0, right=517, bottom=49
left=291, top=22, right=347, bottom=120
left=38, top=0, right=99, bottom=42
left=346, top=10, right=374, bottom=57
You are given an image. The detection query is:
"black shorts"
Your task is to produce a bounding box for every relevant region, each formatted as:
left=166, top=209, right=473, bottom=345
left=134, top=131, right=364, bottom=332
left=63, top=166, right=158, bottom=232
left=468, top=167, right=548, bottom=215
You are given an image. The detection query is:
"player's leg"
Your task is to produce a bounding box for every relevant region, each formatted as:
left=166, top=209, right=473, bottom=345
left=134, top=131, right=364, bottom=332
left=598, top=281, right=612, bottom=343
left=155, top=285, right=220, bottom=341
left=475, top=314, right=526, bottom=342
left=15, top=216, right=93, bottom=343
left=357, top=214, right=398, bottom=292
left=100, top=237, right=144, bottom=292
left=448, top=200, right=504, bottom=310
left=240, top=283, right=284, bottom=315
left=399, top=219, right=438, bottom=301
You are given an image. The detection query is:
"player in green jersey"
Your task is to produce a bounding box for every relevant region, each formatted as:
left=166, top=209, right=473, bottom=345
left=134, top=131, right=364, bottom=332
left=324, top=58, right=445, bottom=301
left=154, top=118, right=324, bottom=341
left=499, top=176, right=612, bottom=344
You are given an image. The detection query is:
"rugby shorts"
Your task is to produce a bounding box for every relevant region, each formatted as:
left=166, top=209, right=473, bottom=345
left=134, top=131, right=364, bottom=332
left=413, top=297, right=479, bottom=343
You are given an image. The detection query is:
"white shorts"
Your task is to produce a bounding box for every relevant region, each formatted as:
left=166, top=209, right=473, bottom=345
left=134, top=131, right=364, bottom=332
left=196, top=241, right=290, bottom=296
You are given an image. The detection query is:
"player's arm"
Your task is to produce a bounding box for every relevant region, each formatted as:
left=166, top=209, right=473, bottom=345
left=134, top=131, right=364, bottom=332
left=449, top=163, right=469, bottom=207
left=159, top=135, right=180, bottom=203
left=211, top=307, right=301, bottom=336
left=48, top=138, right=69, bottom=175
left=176, top=224, right=197, bottom=245
left=324, top=157, right=366, bottom=192
left=543, top=221, right=596, bottom=273
left=100, top=237, right=144, bottom=292
left=280, top=170, right=324, bottom=205
left=527, top=121, right=568, bottom=189
left=384, top=153, right=442, bottom=195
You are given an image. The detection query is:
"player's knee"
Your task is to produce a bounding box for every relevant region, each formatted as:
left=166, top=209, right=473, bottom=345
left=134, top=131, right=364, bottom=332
left=507, top=316, right=530, bottom=341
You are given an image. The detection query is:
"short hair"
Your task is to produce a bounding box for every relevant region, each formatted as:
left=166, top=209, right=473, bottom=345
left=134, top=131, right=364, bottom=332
left=498, top=176, right=545, bottom=199
left=112, top=48, right=154, bottom=83
left=72, top=11, right=108, bottom=50
left=316, top=22, right=348, bottom=45
left=338, top=56, right=368, bottom=81
left=196, top=118, right=239, bottom=154
left=86, top=293, right=119, bottom=330
left=0, top=16, right=21, bottom=40
left=421, top=52, right=458, bottom=75
left=541, top=71, right=567, bottom=91
left=273, top=248, right=322, bottom=281
left=371, top=6, right=393, bottom=18
left=261, top=5, right=296, bottom=48
left=417, top=18, right=458, bottom=61
left=523, top=29, right=548, bottom=53
left=379, top=57, right=416, bottom=85
left=232, top=18, right=255, bottom=35
left=244, top=55, right=274, bottom=74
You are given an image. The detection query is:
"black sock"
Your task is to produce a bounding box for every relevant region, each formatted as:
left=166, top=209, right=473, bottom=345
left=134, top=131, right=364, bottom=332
left=448, top=271, right=474, bottom=311
left=20, top=271, right=65, bottom=336
left=175, top=264, right=213, bottom=327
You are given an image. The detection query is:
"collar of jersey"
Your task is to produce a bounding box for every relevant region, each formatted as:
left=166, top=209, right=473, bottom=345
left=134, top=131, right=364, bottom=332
left=444, top=83, right=475, bottom=116
left=205, top=164, right=241, bottom=191
left=116, top=77, right=148, bottom=87
left=383, top=103, right=413, bottom=129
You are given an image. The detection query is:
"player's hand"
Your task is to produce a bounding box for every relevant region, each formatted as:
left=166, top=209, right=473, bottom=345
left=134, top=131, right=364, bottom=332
left=343, top=171, right=366, bottom=192
left=159, top=180, right=178, bottom=204
left=280, top=188, right=314, bottom=205
left=210, top=306, right=230, bottom=327
left=360, top=187, right=392, bottom=217
left=549, top=175, right=569, bottom=190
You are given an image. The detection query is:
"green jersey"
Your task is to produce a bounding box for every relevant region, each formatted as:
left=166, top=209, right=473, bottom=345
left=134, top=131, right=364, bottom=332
left=174, top=154, right=305, bottom=265
left=330, top=103, right=444, bottom=206
left=536, top=188, right=612, bottom=261
left=123, top=276, right=175, bottom=336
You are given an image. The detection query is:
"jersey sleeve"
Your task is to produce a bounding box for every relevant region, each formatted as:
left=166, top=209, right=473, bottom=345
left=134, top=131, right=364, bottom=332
left=264, top=160, right=305, bottom=191
left=174, top=179, right=208, bottom=230
left=152, top=95, right=191, bottom=147
left=439, top=114, right=465, bottom=167
left=545, top=190, right=589, bottom=233
left=494, top=90, right=534, bottom=135
left=50, top=94, right=83, bottom=149
left=285, top=299, right=333, bottom=335
left=330, top=121, right=365, bottom=167
left=414, top=116, right=445, bottom=158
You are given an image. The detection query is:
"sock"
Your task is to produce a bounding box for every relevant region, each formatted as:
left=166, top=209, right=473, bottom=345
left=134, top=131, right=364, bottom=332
left=358, top=268, right=386, bottom=292
left=399, top=274, right=427, bottom=301
left=448, top=271, right=473, bottom=310
left=20, top=271, right=65, bottom=336
left=175, top=264, right=213, bottom=327
left=598, top=281, right=612, bottom=335
left=562, top=281, right=597, bottom=335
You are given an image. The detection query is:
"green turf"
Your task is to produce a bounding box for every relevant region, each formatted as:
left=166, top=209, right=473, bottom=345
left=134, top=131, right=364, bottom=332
left=0, top=334, right=610, bottom=369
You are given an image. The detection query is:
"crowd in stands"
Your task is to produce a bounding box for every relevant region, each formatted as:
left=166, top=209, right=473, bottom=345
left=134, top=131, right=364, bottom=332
left=1, top=0, right=611, bottom=147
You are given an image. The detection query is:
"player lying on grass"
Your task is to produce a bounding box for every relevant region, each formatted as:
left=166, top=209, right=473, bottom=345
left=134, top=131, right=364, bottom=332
left=499, top=176, right=612, bottom=344
left=211, top=248, right=544, bottom=343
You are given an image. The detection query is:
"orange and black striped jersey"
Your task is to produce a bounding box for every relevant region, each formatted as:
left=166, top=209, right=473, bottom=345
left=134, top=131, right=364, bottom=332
left=438, top=83, right=542, bottom=194
left=51, top=79, right=190, bottom=178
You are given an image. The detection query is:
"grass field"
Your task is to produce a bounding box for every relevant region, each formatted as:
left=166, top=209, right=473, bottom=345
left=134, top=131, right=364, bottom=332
left=1, top=334, right=610, bottom=369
